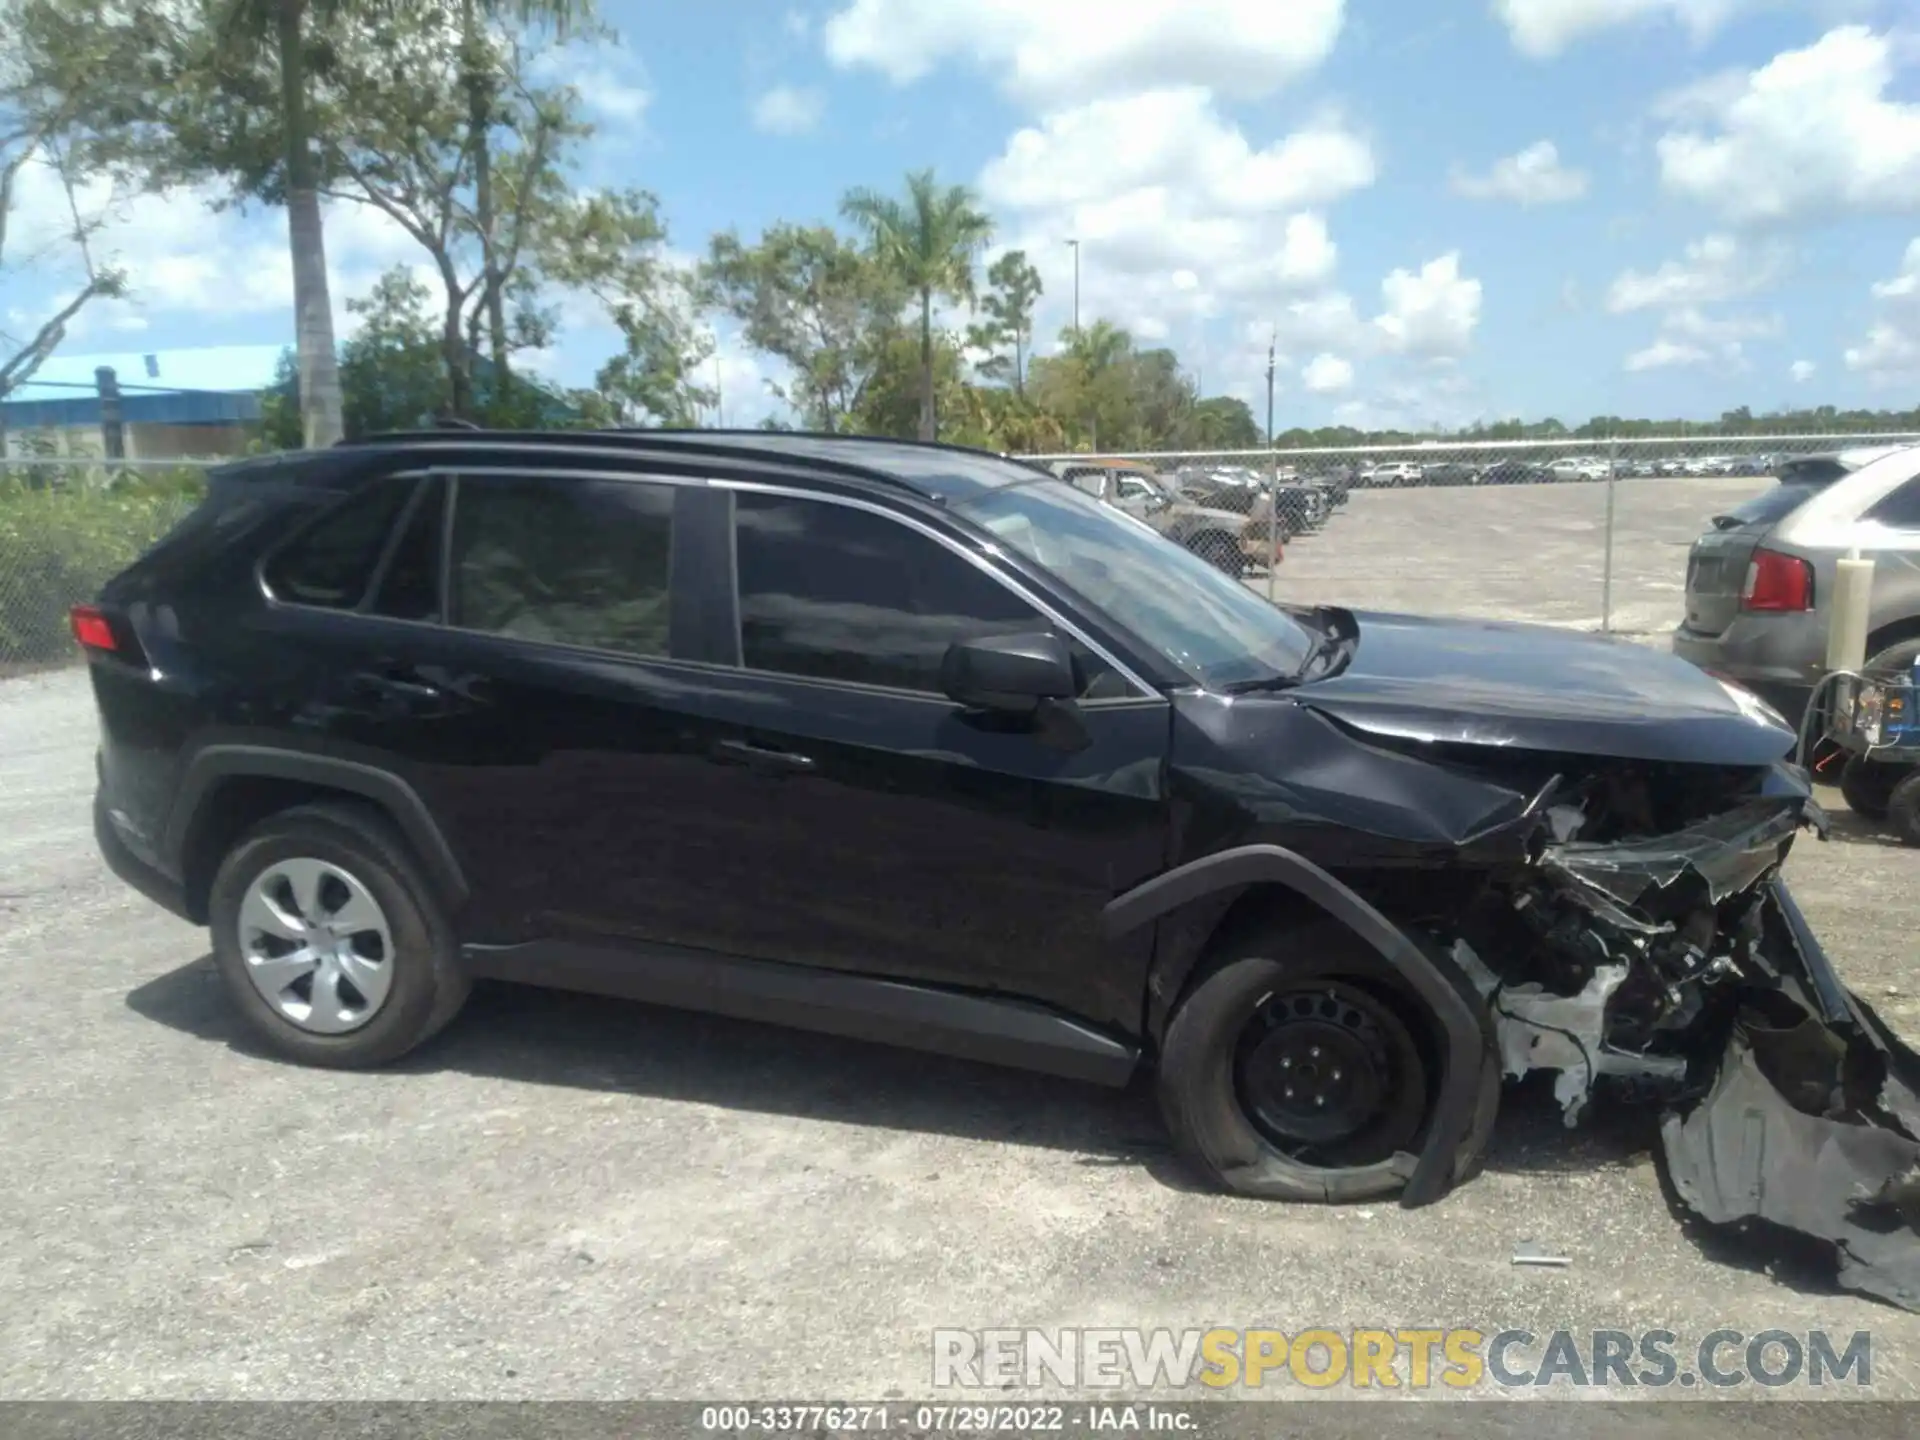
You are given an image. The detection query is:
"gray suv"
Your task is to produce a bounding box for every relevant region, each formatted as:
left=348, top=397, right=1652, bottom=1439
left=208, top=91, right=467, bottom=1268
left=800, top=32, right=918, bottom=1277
left=1673, top=444, right=1920, bottom=723
left=1047, top=459, right=1259, bottom=576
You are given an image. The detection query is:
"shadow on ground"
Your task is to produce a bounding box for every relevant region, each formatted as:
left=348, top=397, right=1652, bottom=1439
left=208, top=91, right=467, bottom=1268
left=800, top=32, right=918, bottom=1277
left=124, top=949, right=1858, bottom=1312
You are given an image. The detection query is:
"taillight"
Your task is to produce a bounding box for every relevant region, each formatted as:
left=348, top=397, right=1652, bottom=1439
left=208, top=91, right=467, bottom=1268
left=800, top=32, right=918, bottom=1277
left=1741, top=549, right=1812, bottom=612
left=69, top=604, right=118, bottom=653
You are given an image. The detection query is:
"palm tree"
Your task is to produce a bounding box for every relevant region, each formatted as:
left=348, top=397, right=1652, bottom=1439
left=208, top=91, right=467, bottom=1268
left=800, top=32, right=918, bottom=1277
left=841, top=169, right=993, bottom=442
left=449, top=0, right=592, bottom=401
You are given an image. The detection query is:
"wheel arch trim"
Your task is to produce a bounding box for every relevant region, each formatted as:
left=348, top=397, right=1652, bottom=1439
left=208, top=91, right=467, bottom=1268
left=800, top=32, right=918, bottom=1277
left=1103, top=843, right=1488, bottom=1207
left=162, top=745, right=469, bottom=909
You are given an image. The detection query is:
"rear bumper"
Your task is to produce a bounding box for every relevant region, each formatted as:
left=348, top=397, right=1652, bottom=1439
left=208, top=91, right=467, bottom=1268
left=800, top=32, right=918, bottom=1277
left=1672, top=614, right=1825, bottom=725
left=94, top=789, right=194, bottom=923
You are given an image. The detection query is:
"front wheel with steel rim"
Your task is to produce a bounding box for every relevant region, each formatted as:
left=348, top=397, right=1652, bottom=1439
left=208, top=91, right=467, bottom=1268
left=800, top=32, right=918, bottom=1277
left=1190, top=531, right=1246, bottom=578
left=209, top=802, right=469, bottom=1068
left=1157, top=920, right=1498, bottom=1204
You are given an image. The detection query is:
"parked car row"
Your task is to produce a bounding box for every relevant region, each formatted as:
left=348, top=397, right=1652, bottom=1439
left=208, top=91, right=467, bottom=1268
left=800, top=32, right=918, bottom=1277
left=1333, top=452, right=1793, bottom=487
left=1041, top=458, right=1352, bottom=577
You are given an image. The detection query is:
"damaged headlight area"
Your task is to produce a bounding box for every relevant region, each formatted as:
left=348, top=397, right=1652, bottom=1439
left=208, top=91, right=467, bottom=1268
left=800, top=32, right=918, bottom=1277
left=1445, top=761, right=1920, bottom=1311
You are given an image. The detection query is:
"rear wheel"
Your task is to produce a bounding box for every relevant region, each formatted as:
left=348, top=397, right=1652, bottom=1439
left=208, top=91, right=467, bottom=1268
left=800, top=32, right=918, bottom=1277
left=1840, top=754, right=1902, bottom=820
left=1888, top=773, right=1920, bottom=848
left=1190, top=531, right=1245, bottom=578
left=209, top=802, right=469, bottom=1068
left=1157, top=920, right=1496, bottom=1202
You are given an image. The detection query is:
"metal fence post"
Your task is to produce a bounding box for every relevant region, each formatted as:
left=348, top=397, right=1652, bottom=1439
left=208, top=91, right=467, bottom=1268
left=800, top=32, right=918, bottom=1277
left=1266, top=446, right=1279, bottom=602
left=1601, top=432, right=1618, bottom=634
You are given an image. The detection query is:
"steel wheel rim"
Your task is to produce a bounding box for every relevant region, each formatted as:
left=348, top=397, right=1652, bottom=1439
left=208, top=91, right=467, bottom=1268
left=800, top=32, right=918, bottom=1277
left=1233, top=981, right=1428, bottom=1165
left=237, top=858, right=395, bottom=1035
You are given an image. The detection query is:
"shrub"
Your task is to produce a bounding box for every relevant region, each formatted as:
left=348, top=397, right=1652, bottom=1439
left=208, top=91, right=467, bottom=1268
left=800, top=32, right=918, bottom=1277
left=0, top=471, right=209, bottom=666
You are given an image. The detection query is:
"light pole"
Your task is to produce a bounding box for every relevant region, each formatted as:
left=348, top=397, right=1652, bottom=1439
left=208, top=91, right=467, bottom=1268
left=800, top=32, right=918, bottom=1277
left=1265, top=331, right=1278, bottom=600
left=1066, top=238, right=1080, bottom=341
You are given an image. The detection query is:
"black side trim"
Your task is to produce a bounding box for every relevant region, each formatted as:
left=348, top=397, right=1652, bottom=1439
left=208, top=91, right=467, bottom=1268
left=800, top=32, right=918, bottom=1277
left=668, top=485, right=743, bottom=666
left=1103, top=844, right=1485, bottom=1207
left=95, top=793, right=193, bottom=922
left=163, top=745, right=469, bottom=907
left=464, top=938, right=1140, bottom=1087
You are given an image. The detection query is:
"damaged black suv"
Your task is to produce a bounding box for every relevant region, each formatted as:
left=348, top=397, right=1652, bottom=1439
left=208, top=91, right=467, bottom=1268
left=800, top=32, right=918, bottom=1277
left=83, top=431, right=1920, bottom=1306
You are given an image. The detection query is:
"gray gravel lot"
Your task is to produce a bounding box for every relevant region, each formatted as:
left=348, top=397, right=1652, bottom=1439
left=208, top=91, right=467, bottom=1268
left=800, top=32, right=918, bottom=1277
left=3, top=476, right=1919, bottom=1405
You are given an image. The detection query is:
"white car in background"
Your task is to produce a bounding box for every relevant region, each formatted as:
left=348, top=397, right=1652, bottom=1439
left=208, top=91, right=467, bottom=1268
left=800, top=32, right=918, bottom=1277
left=1547, top=456, right=1611, bottom=481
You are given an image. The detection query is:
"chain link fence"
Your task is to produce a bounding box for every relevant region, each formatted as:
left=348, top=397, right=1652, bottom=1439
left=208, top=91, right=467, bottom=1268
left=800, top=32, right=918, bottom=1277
left=1018, top=433, right=1920, bottom=638
left=0, top=457, right=216, bottom=672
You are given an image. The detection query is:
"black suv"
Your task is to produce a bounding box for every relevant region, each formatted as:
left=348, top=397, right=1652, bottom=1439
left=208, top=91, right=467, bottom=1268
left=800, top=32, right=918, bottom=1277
left=78, top=431, right=1920, bottom=1291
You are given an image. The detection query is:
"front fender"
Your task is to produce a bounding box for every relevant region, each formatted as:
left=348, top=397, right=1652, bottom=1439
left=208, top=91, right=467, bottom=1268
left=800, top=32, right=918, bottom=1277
left=1104, top=844, right=1490, bottom=1207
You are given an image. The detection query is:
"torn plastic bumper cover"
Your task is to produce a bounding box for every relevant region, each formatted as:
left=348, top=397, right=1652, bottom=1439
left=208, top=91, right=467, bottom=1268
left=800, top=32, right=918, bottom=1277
left=1521, top=791, right=1920, bottom=1311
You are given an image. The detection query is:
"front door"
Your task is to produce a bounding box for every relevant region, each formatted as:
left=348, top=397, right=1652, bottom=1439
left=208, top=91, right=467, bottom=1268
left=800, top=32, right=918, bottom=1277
left=671, top=484, right=1172, bottom=1030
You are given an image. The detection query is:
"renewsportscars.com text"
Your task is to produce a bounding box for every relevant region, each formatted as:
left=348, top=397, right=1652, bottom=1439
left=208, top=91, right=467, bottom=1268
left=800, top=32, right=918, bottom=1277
left=931, top=1327, right=1873, bottom=1391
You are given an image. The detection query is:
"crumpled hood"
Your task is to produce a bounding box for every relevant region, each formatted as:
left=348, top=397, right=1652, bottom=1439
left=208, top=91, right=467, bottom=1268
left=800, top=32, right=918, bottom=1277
left=1297, top=610, right=1796, bottom=765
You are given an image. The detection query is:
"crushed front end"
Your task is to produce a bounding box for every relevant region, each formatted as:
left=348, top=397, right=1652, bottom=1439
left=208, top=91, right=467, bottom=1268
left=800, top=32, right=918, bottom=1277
left=1450, top=760, right=1920, bottom=1310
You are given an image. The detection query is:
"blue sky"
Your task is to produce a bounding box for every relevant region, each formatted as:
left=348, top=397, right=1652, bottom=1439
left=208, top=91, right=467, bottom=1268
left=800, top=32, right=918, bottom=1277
left=6, top=0, right=1920, bottom=432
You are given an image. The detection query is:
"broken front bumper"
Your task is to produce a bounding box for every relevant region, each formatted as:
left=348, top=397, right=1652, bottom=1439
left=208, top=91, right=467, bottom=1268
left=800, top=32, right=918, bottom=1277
left=1460, top=781, right=1920, bottom=1311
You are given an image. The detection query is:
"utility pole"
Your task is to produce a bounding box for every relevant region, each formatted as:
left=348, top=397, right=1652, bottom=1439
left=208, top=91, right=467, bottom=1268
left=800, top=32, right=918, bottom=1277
left=1066, top=238, right=1081, bottom=341
left=1265, top=332, right=1276, bottom=449
left=1265, top=331, right=1278, bottom=601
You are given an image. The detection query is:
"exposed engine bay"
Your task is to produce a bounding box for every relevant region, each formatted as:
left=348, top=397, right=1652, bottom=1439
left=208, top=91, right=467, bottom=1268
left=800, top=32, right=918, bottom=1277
left=1439, top=759, right=1920, bottom=1311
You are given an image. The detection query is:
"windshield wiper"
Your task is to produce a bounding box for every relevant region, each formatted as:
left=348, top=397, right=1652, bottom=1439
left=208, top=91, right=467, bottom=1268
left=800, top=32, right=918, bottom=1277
left=1222, top=671, right=1302, bottom=695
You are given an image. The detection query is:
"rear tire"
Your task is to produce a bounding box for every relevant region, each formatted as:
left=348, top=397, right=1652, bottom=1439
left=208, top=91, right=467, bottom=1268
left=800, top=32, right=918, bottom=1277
left=1190, top=531, right=1246, bottom=578
left=1888, top=773, right=1920, bottom=848
left=209, top=802, right=469, bottom=1068
left=1157, top=920, right=1496, bottom=1203
left=1840, top=754, right=1902, bottom=820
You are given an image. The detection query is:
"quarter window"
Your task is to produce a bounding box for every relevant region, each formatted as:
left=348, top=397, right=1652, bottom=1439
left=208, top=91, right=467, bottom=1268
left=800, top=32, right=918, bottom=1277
left=732, top=493, right=1126, bottom=698
left=449, top=473, right=674, bottom=657
left=1865, top=476, right=1920, bottom=529
left=264, top=479, right=415, bottom=608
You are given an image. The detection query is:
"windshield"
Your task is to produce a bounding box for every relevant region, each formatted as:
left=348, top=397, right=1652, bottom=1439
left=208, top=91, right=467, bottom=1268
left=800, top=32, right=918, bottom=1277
left=955, top=479, right=1317, bottom=689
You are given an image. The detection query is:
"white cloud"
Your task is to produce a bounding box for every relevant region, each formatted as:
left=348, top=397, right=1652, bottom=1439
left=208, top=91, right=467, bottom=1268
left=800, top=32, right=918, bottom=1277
left=1655, top=27, right=1920, bottom=224
left=823, top=0, right=1346, bottom=104
left=538, top=39, right=653, bottom=123
left=979, top=90, right=1373, bottom=349
left=1844, top=237, right=1920, bottom=376
left=1790, top=358, right=1816, bottom=381
left=1625, top=337, right=1713, bottom=371
left=1373, top=253, right=1482, bottom=357
left=1301, top=352, right=1353, bottom=392
left=1450, top=140, right=1589, bottom=205
left=1661, top=305, right=1780, bottom=344
left=752, top=84, right=826, bottom=135
left=981, top=90, right=1372, bottom=216
left=1606, top=233, right=1788, bottom=311
left=1496, top=0, right=1750, bottom=59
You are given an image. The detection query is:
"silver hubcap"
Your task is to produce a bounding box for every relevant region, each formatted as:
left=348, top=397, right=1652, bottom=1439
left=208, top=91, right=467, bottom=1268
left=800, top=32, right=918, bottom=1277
left=237, top=858, right=395, bottom=1035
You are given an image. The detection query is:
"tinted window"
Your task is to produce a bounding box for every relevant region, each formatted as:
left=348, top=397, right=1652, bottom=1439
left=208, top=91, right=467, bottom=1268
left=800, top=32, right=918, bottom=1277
left=264, top=479, right=415, bottom=608
left=734, top=493, right=1124, bottom=696
left=1718, top=483, right=1819, bottom=531
left=369, top=476, right=445, bottom=621
left=450, top=473, right=673, bottom=656
left=1866, top=477, right=1920, bottom=529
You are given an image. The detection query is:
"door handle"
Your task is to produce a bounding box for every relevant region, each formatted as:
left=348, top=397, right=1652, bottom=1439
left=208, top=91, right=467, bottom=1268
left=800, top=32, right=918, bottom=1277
left=711, top=738, right=816, bottom=773
left=352, top=665, right=443, bottom=702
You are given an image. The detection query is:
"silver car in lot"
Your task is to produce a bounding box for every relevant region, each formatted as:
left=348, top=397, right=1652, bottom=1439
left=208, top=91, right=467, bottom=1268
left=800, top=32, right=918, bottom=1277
left=1673, top=444, right=1920, bottom=723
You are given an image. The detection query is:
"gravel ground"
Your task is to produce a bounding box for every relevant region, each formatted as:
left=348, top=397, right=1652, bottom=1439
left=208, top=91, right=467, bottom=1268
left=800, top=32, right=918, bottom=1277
left=4, top=476, right=1918, bottom=1408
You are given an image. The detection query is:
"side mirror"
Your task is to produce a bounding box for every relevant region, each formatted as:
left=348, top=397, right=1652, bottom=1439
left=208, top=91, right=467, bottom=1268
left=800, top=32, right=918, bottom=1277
left=940, top=631, right=1076, bottom=715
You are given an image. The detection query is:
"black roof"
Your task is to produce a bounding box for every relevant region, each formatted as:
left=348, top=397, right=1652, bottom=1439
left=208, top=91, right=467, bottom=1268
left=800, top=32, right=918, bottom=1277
left=333, top=427, right=1048, bottom=504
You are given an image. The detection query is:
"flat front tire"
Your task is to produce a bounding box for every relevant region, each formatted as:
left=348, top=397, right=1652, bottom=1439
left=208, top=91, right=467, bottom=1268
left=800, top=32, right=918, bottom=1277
left=1157, top=921, right=1496, bottom=1203
left=209, top=802, right=469, bottom=1068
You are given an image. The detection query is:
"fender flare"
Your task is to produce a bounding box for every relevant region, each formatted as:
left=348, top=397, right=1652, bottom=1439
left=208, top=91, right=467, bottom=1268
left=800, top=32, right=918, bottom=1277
left=1103, top=844, right=1488, bottom=1208
left=162, top=744, right=469, bottom=908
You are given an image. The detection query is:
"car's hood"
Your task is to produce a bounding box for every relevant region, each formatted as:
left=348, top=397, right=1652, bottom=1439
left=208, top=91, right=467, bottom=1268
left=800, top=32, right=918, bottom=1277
left=1178, top=503, right=1249, bottom=527
left=1295, top=610, right=1796, bottom=765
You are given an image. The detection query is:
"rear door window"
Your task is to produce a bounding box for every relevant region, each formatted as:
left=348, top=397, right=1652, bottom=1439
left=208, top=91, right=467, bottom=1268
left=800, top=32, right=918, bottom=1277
left=448, top=472, right=674, bottom=657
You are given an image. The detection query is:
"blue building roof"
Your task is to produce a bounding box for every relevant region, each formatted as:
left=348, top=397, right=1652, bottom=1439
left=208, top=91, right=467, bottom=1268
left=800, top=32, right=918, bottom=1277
left=0, top=389, right=262, bottom=428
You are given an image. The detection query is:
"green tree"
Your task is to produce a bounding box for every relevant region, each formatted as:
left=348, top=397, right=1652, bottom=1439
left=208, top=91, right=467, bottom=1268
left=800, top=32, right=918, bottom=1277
left=966, top=248, right=1041, bottom=395
left=1185, top=395, right=1260, bottom=449
left=0, top=12, right=128, bottom=423
left=703, top=223, right=903, bottom=432
left=840, top=168, right=993, bottom=442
